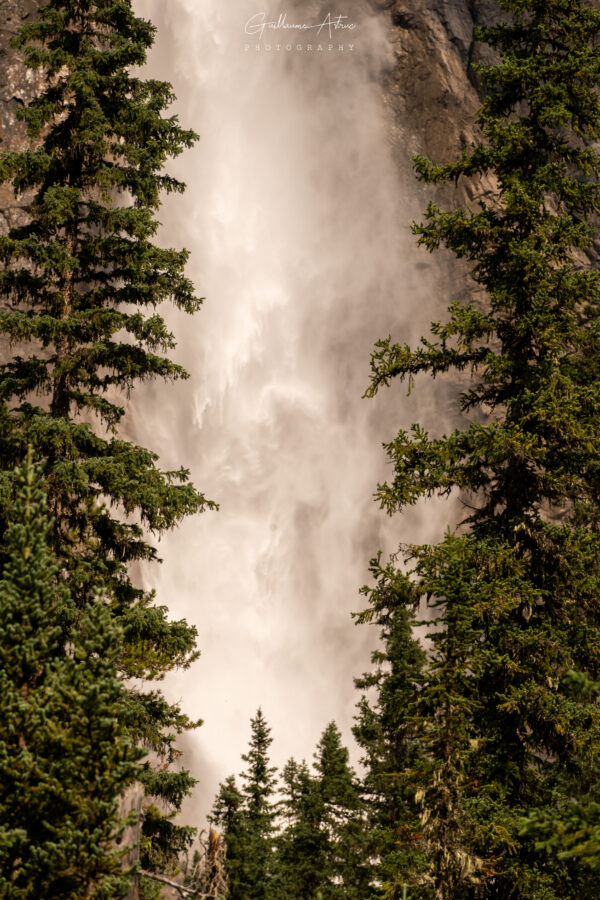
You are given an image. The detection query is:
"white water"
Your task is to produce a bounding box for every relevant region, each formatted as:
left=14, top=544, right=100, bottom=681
left=131, top=0, right=447, bottom=819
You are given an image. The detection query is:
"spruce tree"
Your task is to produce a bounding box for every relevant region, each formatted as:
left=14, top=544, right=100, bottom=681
left=362, top=1, right=600, bottom=896
left=211, top=710, right=277, bottom=900
left=275, top=758, right=328, bottom=900
left=0, top=453, right=140, bottom=898
left=238, top=709, right=277, bottom=900
left=520, top=669, right=600, bottom=871
left=522, top=799, right=600, bottom=870
left=0, top=0, right=215, bottom=869
left=313, top=722, right=370, bottom=900
left=353, top=556, right=428, bottom=899
left=210, top=775, right=246, bottom=898
left=275, top=724, right=369, bottom=900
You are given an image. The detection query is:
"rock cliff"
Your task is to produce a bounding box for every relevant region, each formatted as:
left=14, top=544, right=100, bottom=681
left=0, top=0, right=38, bottom=231
left=380, top=0, right=498, bottom=161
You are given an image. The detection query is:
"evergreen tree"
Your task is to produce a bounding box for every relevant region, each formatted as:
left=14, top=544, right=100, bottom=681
left=353, top=556, right=428, bottom=899
left=520, top=669, right=600, bottom=871
left=275, top=724, right=369, bottom=900
left=0, top=0, right=215, bottom=869
left=0, top=453, right=141, bottom=898
left=313, top=722, right=370, bottom=900
left=212, top=718, right=368, bottom=899
left=275, top=758, right=328, bottom=900
left=521, top=800, right=600, bottom=870
left=211, top=710, right=277, bottom=900
left=238, top=709, right=277, bottom=900
left=211, top=776, right=246, bottom=899
left=362, top=1, right=600, bottom=896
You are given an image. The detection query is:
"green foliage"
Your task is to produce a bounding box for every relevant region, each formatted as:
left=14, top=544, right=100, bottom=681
left=211, top=776, right=246, bottom=897
left=238, top=708, right=278, bottom=899
left=275, top=758, right=328, bottom=899
left=520, top=671, right=600, bottom=870
left=360, top=1, right=600, bottom=897
left=211, top=710, right=277, bottom=900
left=353, top=556, right=429, bottom=899
left=0, top=0, right=215, bottom=869
left=522, top=802, right=600, bottom=869
left=311, top=722, right=369, bottom=899
left=0, top=453, right=141, bottom=899
left=213, top=714, right=368, bottom=900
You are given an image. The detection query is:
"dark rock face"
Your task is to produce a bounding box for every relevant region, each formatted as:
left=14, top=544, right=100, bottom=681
left=0, top=0, right=37, bottom=149
left=382, top=0, right=500, bottom=163
left=0, top=0, right=39, bottom=231
left=371, top=1, right=500, bottom=306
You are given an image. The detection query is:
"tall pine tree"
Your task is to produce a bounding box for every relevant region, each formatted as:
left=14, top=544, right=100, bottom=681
left=211, top=709, right=277, bottom=900
left=275, top=758, right=327, bottom=900
left=239, top=709, right=278, bottom=899
left=210, top=775, right=246, bottom=898
left=362, top=1, right=600, bottom=896
left=0, top=453, right=141, bottom=898
left=353, top=556, right=428, bottom=899
left=273, top=725, right=368, bottom=900
left=312, top=722, right=369, bottom=900
left=0, top=0, right=215, bottom=871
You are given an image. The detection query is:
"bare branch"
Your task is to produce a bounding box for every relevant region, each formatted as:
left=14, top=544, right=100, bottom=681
left=139, top=870, right=215, bottom=899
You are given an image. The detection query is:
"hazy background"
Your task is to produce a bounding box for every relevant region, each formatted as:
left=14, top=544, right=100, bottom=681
left=130, top=0, right=450, bottom=820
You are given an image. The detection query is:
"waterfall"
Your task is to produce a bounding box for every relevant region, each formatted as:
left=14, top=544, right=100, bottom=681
left=131, top=0, right=447, bottom=818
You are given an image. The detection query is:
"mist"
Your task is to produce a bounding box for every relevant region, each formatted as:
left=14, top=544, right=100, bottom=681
left=130, top=0, right=449, bottom=820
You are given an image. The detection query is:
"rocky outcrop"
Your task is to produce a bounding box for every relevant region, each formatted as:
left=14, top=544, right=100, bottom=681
left=381, top=0, right=499, bottom=162
left=371, top=1, right=501, bottom=306
left=0, top=0, right=38, bottom=149
left=0, top=0, right=38, bottom=231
